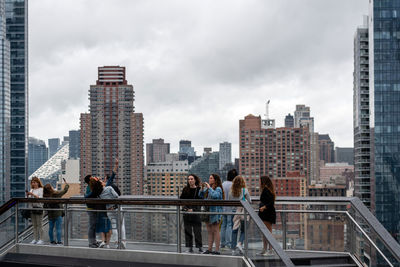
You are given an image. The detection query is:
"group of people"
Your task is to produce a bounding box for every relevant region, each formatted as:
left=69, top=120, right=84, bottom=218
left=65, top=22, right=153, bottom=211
left=26, top=176, right=70, bottom=245
left=180, top=169, right=276, bottom=256
left=83, top=159, right=126, bottom=249
left=25, top=163, right=276, bottom=256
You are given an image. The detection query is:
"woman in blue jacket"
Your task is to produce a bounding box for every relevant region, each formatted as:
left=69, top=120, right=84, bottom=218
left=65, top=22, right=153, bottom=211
left=199, top=173, right=224, bottom=255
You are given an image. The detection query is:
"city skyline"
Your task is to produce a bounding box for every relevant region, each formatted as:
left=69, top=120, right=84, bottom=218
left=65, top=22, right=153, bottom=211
left=28, top=0, right=368, bottom=159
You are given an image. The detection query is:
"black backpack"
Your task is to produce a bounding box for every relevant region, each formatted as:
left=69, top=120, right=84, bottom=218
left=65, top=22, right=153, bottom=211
left=111, top=183, right=121, bottom=196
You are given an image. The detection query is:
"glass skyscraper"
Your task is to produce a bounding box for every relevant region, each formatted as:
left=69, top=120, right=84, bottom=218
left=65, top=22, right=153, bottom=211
left=5, top=0, right=28, bottom=199
left=370, top=0, right=400, bottom=240
left=28, top=137, right=47, bottom=176
left=0, top=0, right=10, bottom=204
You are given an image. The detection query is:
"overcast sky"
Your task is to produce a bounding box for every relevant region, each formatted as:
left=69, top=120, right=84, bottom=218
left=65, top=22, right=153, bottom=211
left=29, top=0, right=369, bottom=160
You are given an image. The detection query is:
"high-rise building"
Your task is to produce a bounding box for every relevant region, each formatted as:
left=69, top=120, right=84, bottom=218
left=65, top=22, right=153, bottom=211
left=146, top=138, right=170, bottom=165
left=68, top=130, right=80, bottom=159
left=80, top=66, right=144, bottom=195
left=294, top=105, right=312, bottom=130
left=239, top=114, right=310, bottom=195
left=178, top=140, right=197, bottom=164
left=335, top=147, right=354, bottom=165
left=367, top=1, right=400, bottom=240
left=353, top=16, right=371, bottom=209
left=318, top=134, right=335, bottom=164
left=294, top=105, right=318, bottom=183
left=28, top=137, right=47, bottom=176
left=48, top=138, right=60, bottom=158
left=219, top=141, right=231, bottom=170
left=284, top=113, right=294, bottom=128
left=179, top=140, right=195, bottom=157
left=0, top=0, right=10, bottom=204
left=6, top=0, right=28, bottom=200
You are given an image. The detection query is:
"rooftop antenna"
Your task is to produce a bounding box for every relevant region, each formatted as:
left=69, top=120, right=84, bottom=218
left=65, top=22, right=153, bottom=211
left=265, top=100, right=270, bottom=120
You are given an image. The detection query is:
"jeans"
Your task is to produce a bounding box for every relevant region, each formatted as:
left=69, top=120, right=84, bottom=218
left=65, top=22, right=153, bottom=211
left=88, top=211, right=98, bottom=245
left=49, top=216, right=62, bottom=242
left=220, top=214, right=233, bottom=247
left=231, top=221, right=245, bottom=250
left=108, top=211, right=126, bottom=243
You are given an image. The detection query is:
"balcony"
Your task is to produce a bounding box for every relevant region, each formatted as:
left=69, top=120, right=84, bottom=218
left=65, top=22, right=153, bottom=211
left=0, top=197, right=399, bottom=266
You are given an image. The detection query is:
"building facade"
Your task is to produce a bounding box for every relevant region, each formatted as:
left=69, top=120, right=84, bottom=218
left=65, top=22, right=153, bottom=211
left=146, top=138, right=170, bottom=165
left=144, top=160, right=188, bottom=196
left=68, top=130, right=80, bottom=159
left=284, top=113, right=294, bottom=128
left=368, top=0, right=400, bottom=240
left=335, top=147, right=354, bottom=165
left=80, top=66, right=144, bottom=195
left=353, top=18, right=371, bottom=209
left=239, top=114, right=310, bottom=195
left=219, top=141, right=231, bottom=170
left=48, top=138, right=60, bottom=158
left=6, top=0, right=28, bottom=200
left=189, top=151, right=220, bottom=181
left=0, top=0, right=10, bottom=204
left=318, top=134, right=335, bottom=164
left=28, top=137, right=47, bottom=176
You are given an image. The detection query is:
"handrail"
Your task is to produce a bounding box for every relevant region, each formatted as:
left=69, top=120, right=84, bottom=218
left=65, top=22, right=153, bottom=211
left=345, top=211, right=393, bottom=266
left=1, top=196, right=399, bottom=265
left=349, top=197, right=400, bottom=262
left=240, top=200, right=295, bottom=267
left=0, top=199, right=17, bottom=216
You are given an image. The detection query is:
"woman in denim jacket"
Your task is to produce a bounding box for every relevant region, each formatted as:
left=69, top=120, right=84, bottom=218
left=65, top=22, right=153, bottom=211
left=199, top=173, right=224, bottom=255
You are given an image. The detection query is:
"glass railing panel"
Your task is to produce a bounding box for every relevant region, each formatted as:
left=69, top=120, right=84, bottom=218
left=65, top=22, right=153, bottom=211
left=246, top=210, right=286, bottom=266
left=348, top=205, right=399, bottom=267
left=0, top=206, right=16, bottom=248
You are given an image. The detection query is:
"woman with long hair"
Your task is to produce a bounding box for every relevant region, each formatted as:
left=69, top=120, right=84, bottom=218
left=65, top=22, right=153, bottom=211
left=199, top=173, right=224, bottom=255
left=43, top=178, right=69, bottom=245
left=26, top=177, right=44, bottom=244
left=89, top=178, right=114, bottom=248
left=229, top=175, right=251, bottom=255
left=258, top=175, right=276, bottom=256
left=180, top=174, right=203, bottom=253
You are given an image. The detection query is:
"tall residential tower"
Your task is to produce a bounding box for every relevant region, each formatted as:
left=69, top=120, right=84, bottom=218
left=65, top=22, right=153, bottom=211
left=80, top=66, right=144, bottom=195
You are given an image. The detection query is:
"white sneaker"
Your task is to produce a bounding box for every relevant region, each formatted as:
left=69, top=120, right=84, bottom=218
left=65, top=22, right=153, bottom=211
left=236, top=243, right=243, bottom=253
left=99, top=241, right=106, bottom=248
left=105, top=244, right=110, bottom=249
left=36, top=240, right=44, bottom=245
left=30, top=239, right=37, bottom=244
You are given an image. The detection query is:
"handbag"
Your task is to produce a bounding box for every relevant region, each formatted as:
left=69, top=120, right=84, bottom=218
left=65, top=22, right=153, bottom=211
left=200, top=189, right=210, bottom=222
left=200, top=205, right=210, bottom=222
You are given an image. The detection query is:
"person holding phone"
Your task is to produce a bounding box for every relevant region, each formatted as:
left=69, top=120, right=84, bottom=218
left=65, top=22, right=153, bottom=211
left=199, top=174, right=224, bottom=255
left=43, top=178, right=70, bottom=245
left=27, top=177, right=44, bottom=244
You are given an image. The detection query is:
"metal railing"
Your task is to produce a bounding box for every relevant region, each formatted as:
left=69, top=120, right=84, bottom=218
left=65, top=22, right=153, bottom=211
left=0, top=197, right=295, bottom=266
left=1, top=196, right=400, bottom=266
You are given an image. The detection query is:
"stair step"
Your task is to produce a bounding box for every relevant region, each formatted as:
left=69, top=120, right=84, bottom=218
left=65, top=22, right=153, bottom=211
left=1, top=253, right=208, bottom=267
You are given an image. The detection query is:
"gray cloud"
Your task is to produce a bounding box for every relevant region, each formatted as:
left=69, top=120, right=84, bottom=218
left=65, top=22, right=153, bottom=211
left=29, top=0, right=368, bottom=158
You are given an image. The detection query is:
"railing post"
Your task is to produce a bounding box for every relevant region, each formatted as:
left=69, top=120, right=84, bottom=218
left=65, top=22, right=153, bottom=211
left=64, top=203, right=68, bottom=246
left=177, top=205, right=181, bottom=253
left=117, top=205, right=122, bottom=249
left=281, top=212, right=287, bottom=250
left=244, top=208, right=248, bottom=257
left=15, top=202, right=19, bottom=244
